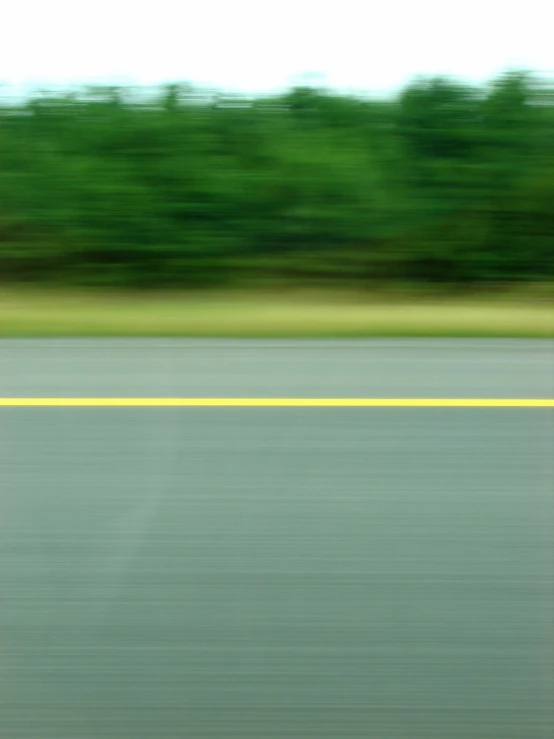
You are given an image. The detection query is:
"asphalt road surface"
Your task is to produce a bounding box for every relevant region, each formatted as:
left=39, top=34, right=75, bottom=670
left=1, top=338, right=553, bottom=398
left=1, top=340, right=553, bottom=738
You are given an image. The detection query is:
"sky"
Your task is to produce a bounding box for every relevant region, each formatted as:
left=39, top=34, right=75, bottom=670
left=1, top=0, right=552, bottom=97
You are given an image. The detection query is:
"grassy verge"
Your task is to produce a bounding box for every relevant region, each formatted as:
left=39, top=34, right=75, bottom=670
left=1, top=287, right=553, bottom=338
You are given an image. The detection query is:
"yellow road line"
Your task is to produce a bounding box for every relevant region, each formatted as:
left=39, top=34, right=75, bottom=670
left=1, top=398, right=553, bottom=407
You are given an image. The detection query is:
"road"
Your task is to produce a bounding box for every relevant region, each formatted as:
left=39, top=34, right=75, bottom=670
left=1, top=340, right=553, bottom=738
left=1, top=338, right=553, bottom=398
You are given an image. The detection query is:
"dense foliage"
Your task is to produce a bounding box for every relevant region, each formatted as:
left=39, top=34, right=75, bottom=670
left=1, top=71, right=553, bottom=287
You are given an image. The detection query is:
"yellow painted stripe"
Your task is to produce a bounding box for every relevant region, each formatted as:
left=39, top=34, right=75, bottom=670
left=0, top=398, right=553, bottom=408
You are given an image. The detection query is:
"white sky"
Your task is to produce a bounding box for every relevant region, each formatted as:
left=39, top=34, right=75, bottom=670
left=1, top=0, right=552, bottom=97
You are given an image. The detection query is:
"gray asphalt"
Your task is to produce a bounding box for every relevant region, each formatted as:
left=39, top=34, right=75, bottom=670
left=1, top=338, right=553, bottom=398
left=1, top=340, right=553, bottom=738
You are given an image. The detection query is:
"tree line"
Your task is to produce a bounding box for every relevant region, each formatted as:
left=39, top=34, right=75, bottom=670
left=1, top=71, right=553, bottom=288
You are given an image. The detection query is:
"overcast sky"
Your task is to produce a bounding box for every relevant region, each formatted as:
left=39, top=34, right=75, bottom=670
left=2, top=0, right=552, bottom=96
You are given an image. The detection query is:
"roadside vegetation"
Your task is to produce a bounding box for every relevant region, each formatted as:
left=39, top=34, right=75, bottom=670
left=1, top=70, right=553, bottom=335
left=2, top=287, right=552, bottom=338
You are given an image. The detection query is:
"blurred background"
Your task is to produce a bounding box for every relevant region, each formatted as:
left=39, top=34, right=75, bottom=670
left=1, top=72, right=553, bottom=292
left=1, top=0, right=553, bottom=299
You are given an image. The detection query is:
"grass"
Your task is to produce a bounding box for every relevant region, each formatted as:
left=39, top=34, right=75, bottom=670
left=1, top=287, right=553, bottom=338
